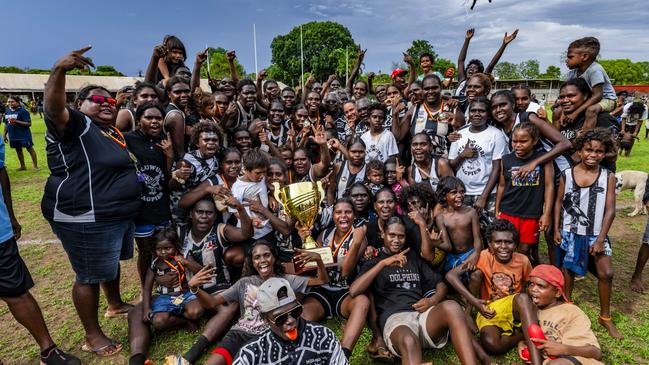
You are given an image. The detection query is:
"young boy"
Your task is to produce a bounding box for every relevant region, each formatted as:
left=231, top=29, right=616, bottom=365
left=364, top=159, right=385, bottom=195
left=435, top=176, right=482, bottom=273
left=360, top=103, right=398, bottom=163
left=231, top=148, right=272, bottom=240
left=563, top=37, right=617, bottom=132
left=446, top=219, right=535, bottom=358
left=553, top=129, right=622, bottom=339
left=526, top=264, right=604, bottom=365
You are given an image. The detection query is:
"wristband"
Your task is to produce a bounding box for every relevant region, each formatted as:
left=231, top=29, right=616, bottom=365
left=189, top=286, right=199, bottom=294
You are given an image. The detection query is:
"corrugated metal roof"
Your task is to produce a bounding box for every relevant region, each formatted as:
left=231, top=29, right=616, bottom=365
left=0, top=73, right=212, bottom=93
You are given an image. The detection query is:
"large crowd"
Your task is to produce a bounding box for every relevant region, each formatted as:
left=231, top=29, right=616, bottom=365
left=2, top=28, right=649, bottom=365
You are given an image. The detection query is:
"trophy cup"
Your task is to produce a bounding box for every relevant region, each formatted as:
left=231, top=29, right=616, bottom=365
left=272, top=181, right=334, bottom=272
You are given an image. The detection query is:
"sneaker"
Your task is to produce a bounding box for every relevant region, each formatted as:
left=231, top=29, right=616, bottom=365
left=40, top=347, right=81, bottom=365
left=164, top=355, right=190, bottom=365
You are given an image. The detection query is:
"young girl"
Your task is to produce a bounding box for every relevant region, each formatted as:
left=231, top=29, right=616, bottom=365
left=154, top=35, right=188, bottom=86
left=364, top=159, right=385, bottom=195
left=230, top=148, right=272, bottom=240
left=142, top=228, right=204, bottom=331
left=384, top=157, right=407, bottom=214
left=406, top=132, right=453, bottom=192
left=553, top=129, right=621, bottom=339
left=360, top=104, right=398, bottom=163
left=496, top=122, right=554, bottom=265
left=2, top=95, right=37, bottom=170
left=125, top=103, right=174, bottom=286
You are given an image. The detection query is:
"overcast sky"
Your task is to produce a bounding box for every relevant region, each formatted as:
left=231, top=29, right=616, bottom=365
left=4, top=0, right=648, bottom=77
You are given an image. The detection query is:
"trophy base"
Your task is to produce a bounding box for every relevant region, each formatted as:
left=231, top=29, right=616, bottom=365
left=293, top=247, right=335, bottom=274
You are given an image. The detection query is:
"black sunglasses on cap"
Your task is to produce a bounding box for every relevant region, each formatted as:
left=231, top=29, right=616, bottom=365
left=269, top=304, right=303, bottom=327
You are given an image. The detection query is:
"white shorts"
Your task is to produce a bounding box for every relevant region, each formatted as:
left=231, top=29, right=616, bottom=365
left=383, top=307, right=449, bottom=357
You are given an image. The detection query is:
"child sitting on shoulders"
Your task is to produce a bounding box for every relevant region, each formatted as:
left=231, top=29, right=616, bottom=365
left=554, top=128, right=622, bottom=339
left=496, top=122, right=554, bottom=265
left=446, top=219, right=535, bottom=360
left=435, top=176, right=482, bottom=273
left=364, top=159, right=385, bottom=196
left=562, top=37, right=617, bottom=132
left=143, top=228, right=204, bottom=331
left=525, top=264, right=604, bottom=365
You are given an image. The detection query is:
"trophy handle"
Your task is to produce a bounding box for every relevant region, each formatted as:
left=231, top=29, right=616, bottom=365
left=271, top=182, right=282, bottom=204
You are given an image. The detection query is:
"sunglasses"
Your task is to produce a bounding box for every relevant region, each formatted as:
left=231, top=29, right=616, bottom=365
left=269, top=304, right=303, bottom=327
left=86, top=95, right=117, bottom=106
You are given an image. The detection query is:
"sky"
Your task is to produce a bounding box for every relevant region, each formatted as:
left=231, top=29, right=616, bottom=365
left=3, top=0, right=648, bottom=78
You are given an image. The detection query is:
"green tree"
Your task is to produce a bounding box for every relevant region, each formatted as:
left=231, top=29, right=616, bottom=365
left=493, top=61, right=520, bottom=79
left=269, top=21, right=356, bottom=84
left=25, top=68, right=51, bottom=74
left=519, top=59, right=540, bottom=79
left=0, top=66, right=25, bottom=73
left=433, top=58, right=457, bottom=75
left=94, top=65, right=124, bottom=76
left=600, top=59, right=644, bottom=84
left=539, top=65, right=561, bottom=79
left=200, top=47, right=245, bottom=79
left=406, top=39, right=438, bottom=74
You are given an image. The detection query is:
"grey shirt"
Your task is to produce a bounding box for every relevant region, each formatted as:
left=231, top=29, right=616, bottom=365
left=567, top=62, right=616, bottom=101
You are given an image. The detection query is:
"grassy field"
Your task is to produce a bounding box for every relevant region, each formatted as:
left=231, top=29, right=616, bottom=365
left=1, top=115, right=649, bottom=364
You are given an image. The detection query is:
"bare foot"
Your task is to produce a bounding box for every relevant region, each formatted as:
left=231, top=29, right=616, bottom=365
left=105, top=302, right=134, bottom=317
left=598, top=316, right=624, bottom=339
left=631, top=276, right=645, bottom=294
left=17, top=167, right=26, bottom=171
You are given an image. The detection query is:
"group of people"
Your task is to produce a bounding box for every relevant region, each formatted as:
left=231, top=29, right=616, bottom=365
left=1, top=28, right=645, bottom=365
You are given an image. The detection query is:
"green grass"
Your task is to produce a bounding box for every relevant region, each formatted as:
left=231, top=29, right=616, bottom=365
left=1, top=116, right=649, bottom=364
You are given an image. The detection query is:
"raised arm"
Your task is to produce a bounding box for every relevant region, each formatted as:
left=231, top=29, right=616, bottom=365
left=346, top=47, right=366, bottom=92
left=44, top=46, right=94, bottom=137
left=457, top=29, right=474, bottom=82
left=391, top=102, right=412, bottom=141
left=145, top=45, right=166, bottom=84
left=256, top=70, right=270, bottom=110
left=311, top=126, right=332, bottom=179
left=226, top=50, right=239, bottom=87
left=403, top=53, right=416, bottom=87
left=191, top=49, right=208, bottom=93
left=485, top=29, right=519, bottom=74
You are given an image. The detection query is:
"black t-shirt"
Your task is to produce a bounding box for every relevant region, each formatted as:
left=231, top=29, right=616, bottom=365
left=125, top=130, right=171, bottom=225
left=500, top=150, right=546, bottom=218
left=365, top=216, right=422, bottom=253
left=42, top=108, right=142, bottom=222
left=359, top=248, right=441, bottom=330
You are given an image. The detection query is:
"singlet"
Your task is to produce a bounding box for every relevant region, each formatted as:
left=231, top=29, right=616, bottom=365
left=560, top=167, right=609, bottom=236
left=150, top=257, right=186, bottom=295
left=179, top=224, right=232, bottom=294
left=410, top=157, right=440, bottom=191
left=336, top=161, right=366, bottom=199
left=124, top=108, right=136, bottom=132
left=164, top=103, right=185, bottom=133
left=236, top=102, right=256, bottom=129
left=320, top=226, right=356, bottom=290
left=410, top=102, right=452, bottom=156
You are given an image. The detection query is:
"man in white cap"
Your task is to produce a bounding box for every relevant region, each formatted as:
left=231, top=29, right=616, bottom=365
left=232, top=277, right=348, bottom=365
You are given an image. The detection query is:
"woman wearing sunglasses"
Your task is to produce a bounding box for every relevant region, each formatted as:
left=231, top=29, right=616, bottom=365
left=41, top=46, right=143, bottom=357
left=183, top=240, right=328, bottom=365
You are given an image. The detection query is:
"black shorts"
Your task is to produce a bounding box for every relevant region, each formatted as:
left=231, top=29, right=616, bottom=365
left=0, top=237, right=34, bottom=298
left=307, top=286, right=349, bottom=319
left=211, top=329, right=259, bottom=365
left=9, top=139, right=33, bottom=149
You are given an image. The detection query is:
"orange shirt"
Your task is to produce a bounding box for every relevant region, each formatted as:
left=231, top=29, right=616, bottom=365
left=476, top=249, right=532, bottom=301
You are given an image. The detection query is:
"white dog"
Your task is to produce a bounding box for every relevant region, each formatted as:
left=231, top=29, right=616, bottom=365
left=615, top=170, right=648, bottom=216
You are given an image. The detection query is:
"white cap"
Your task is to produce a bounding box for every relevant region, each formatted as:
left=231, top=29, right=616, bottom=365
left=256, top=277, right=297, bottom=313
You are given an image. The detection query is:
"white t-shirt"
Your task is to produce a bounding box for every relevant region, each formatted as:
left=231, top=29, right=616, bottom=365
left=230, top=178, right=272, bottom=239
left=621, top=102, right=648, bottom=126
left=448, top=125, right=508, bottom=195
left=361, top=129, right=399, bottom=163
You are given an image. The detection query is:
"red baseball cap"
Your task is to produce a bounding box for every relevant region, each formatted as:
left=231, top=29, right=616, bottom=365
left=529, top=264, right=569, bottom=302
left=391, top=68, right=408, bottom=79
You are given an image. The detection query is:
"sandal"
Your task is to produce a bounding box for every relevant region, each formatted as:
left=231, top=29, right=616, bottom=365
left=81, top=339, right=123, bottom=357
left=367, top=345, right=394, bottom=363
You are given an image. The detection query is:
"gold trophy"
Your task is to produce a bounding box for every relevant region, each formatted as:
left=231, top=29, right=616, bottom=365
left=272, top=181, right=334, bottom=272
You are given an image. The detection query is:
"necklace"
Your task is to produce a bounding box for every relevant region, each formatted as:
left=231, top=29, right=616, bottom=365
left=423, top=100, right=445, bottom=121
left=101, top=126, right=126, bottom=148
